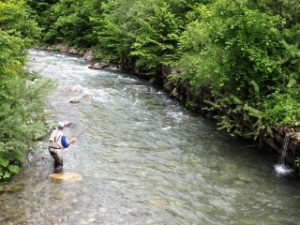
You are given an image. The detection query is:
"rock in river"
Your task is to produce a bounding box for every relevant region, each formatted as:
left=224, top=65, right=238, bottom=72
left=49, top=172, right=83, bottom=182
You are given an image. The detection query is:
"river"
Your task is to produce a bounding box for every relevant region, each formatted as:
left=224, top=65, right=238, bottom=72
left=0, top=49, right=299, bottom=225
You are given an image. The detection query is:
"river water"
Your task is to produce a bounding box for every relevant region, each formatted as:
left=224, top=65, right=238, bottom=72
left=0, top=49, right=299, bottom=225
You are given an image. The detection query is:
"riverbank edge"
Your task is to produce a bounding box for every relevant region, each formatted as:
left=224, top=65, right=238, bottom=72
left=35, top=44, right=300, bottom=176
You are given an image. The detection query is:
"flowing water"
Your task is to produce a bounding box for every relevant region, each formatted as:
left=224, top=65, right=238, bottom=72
left=274, top=134, right=294, bottom=176
left=281, top=134, right=292, bottom=165
left=0, top=49, right=300, bottom=225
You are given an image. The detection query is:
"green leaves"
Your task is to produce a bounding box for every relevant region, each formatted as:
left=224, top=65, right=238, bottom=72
left=0, top=160, right=20, bottom=180
left=26, top=0, right=300, bottom=140
left=0, top=159, right=9, bottom=168
left=0, top=1, right=41, bottom=46
left=0, top=158, right=19, bottom=180
left=174, top=0, right=300, bottom=138
left=0, top=1, right=53, bottom=181
left=130, top=1, right=180, bottom=69
left=99, top=0, right=191, bottom=68
left=0, top=74, right=54, bottom=182
left=8, top=165, right=20, bottom=174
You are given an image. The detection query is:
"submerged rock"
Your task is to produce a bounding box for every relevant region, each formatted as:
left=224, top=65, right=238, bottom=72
left=4, top=183, right=25, bottom=193
left=70, top=98, right=80, bottom=104
left=49, top=172, right=83, bottom=182
left=82, top=90, right=94, bottom=99
left=67, top=85, right=82, bottom=93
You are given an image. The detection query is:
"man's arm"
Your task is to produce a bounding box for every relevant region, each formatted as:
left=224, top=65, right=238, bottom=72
left=61, top=135, right=77, bottom=148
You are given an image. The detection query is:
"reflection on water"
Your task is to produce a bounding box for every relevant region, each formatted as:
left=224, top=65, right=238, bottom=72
left=0, top=50, right=300, bottom=225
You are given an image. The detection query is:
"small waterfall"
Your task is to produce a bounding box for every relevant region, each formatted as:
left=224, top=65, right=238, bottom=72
left=280, top=133, right=291, bottom=165
left=274, top=133, right=293, bottom=176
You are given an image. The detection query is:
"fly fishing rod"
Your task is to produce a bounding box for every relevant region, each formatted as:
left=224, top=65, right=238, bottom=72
left=75, top=124, right=93, bottom=139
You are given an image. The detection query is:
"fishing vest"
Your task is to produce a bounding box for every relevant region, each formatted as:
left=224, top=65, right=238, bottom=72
left=49, top=130, right=64, bottom=149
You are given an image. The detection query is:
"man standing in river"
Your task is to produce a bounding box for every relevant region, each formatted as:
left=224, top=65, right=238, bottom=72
left=49, top=121, right=77, bottom=173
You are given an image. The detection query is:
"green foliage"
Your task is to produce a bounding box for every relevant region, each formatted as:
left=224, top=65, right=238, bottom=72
left=295, top=158, right=300, bottom=167
left=0, top=0, right=53, bottom=181
left=175, top=0, right=300, bottom=138
left=0, top=76, right=55, bottom=181
left=27, top=0, right=59, bottom=44
left=32, top=0, right=101, bottom=47
left=0, top=30, right=31, bottom=80
left=0, top=159, right=9, bottom=168
left=28, top=0, right=300, bottom=141
left=0, top=1, right=41, bottom=46
left=96, top=0, right=205, bottom=73
left=208, top=2, right=286, bottom=98
left=130, top=1, right=180, bottom=70
left=92, top=0, right=137, bottom=61
left=204, top=94, right=272, bottom=139
left=262, top=92, right=300, bottom=126
left=0, top=158, right=19, bottom=180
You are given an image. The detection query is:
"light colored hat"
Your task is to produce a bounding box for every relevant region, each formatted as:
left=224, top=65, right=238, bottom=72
left=57, top=121, right=65, bottom=128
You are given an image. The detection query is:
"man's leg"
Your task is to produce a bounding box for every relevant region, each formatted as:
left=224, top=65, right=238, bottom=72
left=49, top=148, right=63, bottom=173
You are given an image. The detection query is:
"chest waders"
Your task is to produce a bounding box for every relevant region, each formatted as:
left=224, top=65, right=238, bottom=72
left=49, top=130, right=64, bottom=172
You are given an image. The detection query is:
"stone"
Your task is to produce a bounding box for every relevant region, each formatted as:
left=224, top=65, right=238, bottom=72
left=54, top=44, right=69, bottom=53
left=88, top=61, right=110, bottom=70
left=149, top=77, right=155, bottom=84
left=67, top=85, right=82, bottom=93
left=83, top=50, right=93, bottom=61
left=82, top=90, right=94, bottom=99
left=62, top=121, right=72, bottom=127
left=4, top=183, right=24, bottom=193
left=70, top=98, right=80, bottom=104
left=163, top=81, right=173, bottom=92
left=171, top=87, right=178, bottom=98
left=49, top=172, right=83, bottom=182
left=68, top=47, right=78, bottom=54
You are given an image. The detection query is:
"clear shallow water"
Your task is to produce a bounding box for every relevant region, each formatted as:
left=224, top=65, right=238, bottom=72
left=0, top=50, right=300, bottom=225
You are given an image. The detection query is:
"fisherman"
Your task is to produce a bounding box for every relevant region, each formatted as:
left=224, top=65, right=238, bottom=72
left=49, top=121, right=77, bottom=172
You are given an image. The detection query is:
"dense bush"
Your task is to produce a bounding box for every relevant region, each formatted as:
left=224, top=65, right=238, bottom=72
left=0, top=0, right=54, bottom=181
left=174, top=0, right=300, bottom=138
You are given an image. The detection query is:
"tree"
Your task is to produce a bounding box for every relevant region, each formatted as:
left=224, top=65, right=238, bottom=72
left=0, top=0, right=53, bottom=181
left=175, top=0, right=300, bottom=138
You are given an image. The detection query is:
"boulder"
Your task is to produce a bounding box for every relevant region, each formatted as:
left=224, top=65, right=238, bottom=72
left=70, top=98, right=80, bottom=104
left=68, top=47, right=78, bottom=54
left=163, top=81, right=173, bottom=92
left=63, top=121, right=72, bottom=127
left=67, top=85, right=82, bottom=93
left=171, top=87, right=178, bottom=98
left=82, top=90, right=94, bottom=99
left=88, top=61, right=110, bottom=70
left=83, top=50, right=93, bottom=61
left=49, top=172, right=83, bottom=182
left=54, top=44, right=69, bottom=53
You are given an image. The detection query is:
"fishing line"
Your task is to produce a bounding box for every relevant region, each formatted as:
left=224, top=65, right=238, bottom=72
left=75, top=123, right=93, bottom=139
left=64, top=124, right=93, bottom=154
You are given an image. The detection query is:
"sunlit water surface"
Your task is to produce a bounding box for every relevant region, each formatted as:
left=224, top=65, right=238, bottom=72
left=0, top=50, right=300, bottom=225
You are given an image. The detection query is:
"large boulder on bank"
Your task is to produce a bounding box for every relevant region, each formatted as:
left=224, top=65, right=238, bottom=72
left=163, top=81, right=174, bottom=92
left=83, top=50, right=93, bottom=61
left=171, top=87, right=178, bottom=98
left=89, top=61, right=110, bottom=70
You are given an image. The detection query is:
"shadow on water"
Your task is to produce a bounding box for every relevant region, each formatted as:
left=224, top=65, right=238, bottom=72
left=1, top=50, right=300, bottom=225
